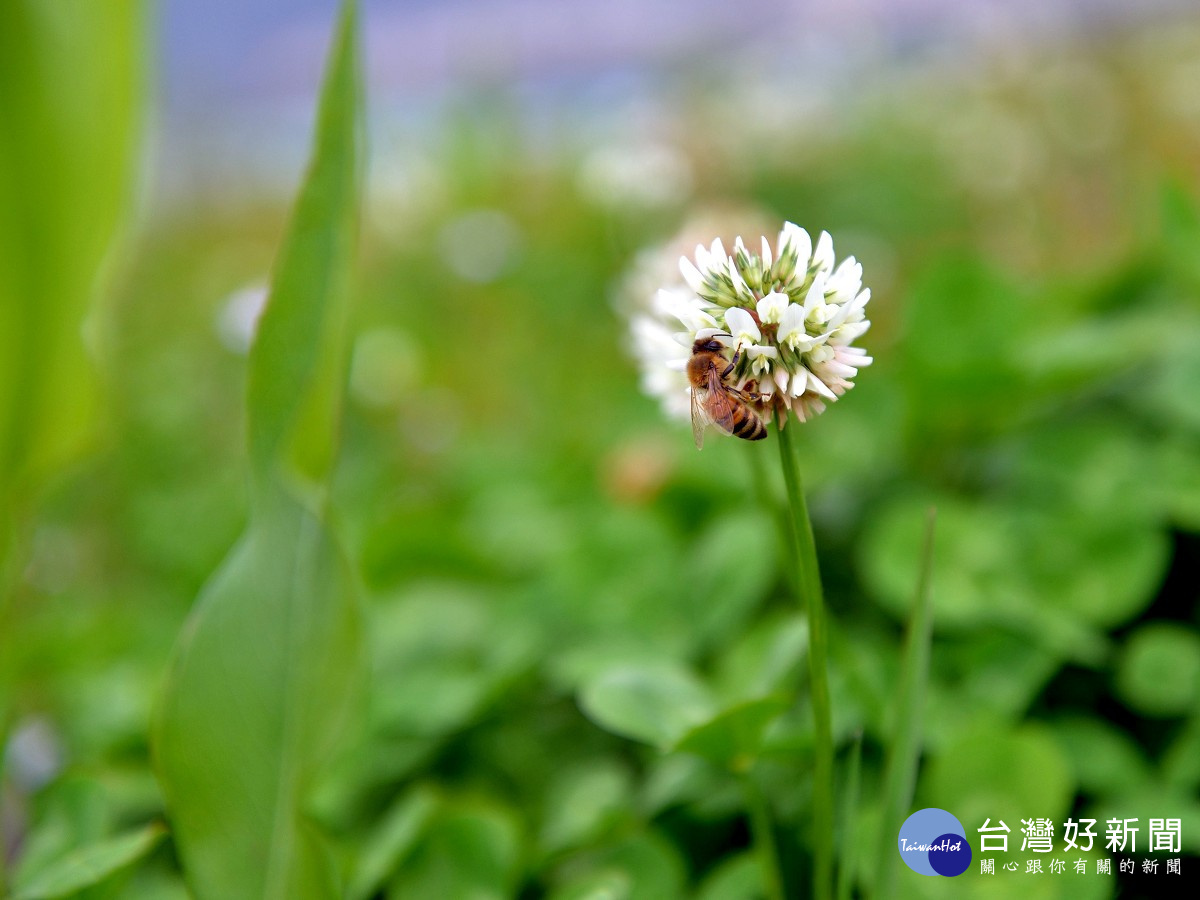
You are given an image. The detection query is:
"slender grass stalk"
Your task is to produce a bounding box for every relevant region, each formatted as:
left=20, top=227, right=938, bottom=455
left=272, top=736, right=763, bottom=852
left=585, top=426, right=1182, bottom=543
left=775, top=421, right=833, bottom=900
left=837, top=731, right=863, bottom=900
left=741, top=770, right=786, bottom=900
left=874, top=507, right=937, bottom=899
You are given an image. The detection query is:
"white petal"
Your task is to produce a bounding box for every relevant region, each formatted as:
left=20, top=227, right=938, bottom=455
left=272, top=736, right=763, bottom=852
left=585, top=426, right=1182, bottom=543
left=723, top=306, right=761, bottom=343
left=760, top=235, right=773, bottom=270
left=679, top=257, right=705, bottom=293
left=778, top=222, right=811, bottom=264
left=778, top=303, right=813, bottom=349
left=827, top=288, right=870, bottom=329
left=727, top=257, right=750, bottom=297
left=804, top=273, right=828, bottom=316
left=808, top=373, right=838, bottom=400
left=672, top=330, right=695, bottom=347
left=813, top=231, right=835, bottom=272
left=773, top=367, right=789, bottom=393
left=756, top=291, right=789, bottom=325
left=746, top=344, right=778, bottom=375
left=831, top=320, right=871, bottom=343
left=676, top=306, right=719, bottom=332
left=788, top=369, right=810, bottom=397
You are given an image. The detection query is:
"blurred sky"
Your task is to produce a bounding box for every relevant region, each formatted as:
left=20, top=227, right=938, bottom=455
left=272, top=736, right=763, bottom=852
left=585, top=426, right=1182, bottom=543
left=162, top=0, right=1194, bottom=104
left=157, top=0, right=1194, bottom=198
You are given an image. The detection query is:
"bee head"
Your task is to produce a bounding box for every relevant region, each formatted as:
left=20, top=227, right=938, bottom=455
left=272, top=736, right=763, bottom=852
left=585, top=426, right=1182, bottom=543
left=692, top=329, right=732, bottom=354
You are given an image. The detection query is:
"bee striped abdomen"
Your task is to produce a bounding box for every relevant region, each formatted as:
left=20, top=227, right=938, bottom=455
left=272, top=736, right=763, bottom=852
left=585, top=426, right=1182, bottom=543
left=731, top=411, right=767, bottom=440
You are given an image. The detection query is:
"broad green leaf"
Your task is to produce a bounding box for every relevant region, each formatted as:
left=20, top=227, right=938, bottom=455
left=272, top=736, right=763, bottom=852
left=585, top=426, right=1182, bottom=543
left=152, top=5, right=364, bottom=899
left=0, top=0, right=146, bottom=798
left=547, top=832, right=688, bottom=900
left=1145, top=328, right=1200, bottom=433
left=713, top=614, right=807, bottom=705
left=1051, top=717, right=1153, bottom=797
left=548, top=870, right=632, bottom=900
left=537, top=761, right=633, bottom=857
left=1162, top=713, right=1200, bottom=793
left=0, top=0, right=145, bottom=503
left=387, top=803, right=523, bottom=900
left=1155, top=438, right=1200, bottom=532
left=13, top=823, right=164, bottom=900
left=154, top=488, right=362, bottom=899
left=695, top=853, right=763, bottom=900
left=926, top=633, right=1062, bottom=746
left=347, top=786, right=438, bottom=900
left=672, top=696, right=789, bottom=769
left=685, top=513, right=779, bottom=651
left=9, top=776, right=111, bottom=893
left=640, top=754, right=728, bottom=819
left=862, top=493, right=1168, bottom=635
left=897, top=258, right=1033, bottom=441
left=370, top=585, right=537, bottom=737
left=922, top=724, right=1074, bottom=833
left=578, top=663, right=715, bottom=749
left=861, top=494, right=1012, bottom=630
left=1115, top=623, right=1200, bottom=718
left=1160, top=179, right=1200, bottom=290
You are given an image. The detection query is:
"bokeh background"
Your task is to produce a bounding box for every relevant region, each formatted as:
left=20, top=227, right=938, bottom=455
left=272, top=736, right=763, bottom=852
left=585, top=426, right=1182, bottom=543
left=3, top=0, right=1200, bottom=897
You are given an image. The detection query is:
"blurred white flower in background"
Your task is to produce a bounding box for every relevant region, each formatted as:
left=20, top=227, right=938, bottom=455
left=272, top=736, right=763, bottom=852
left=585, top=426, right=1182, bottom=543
left=627, top=222, right=872, bottom=428
left=437, top=209, right=524, bottom=283
left=215, top=283, right=269, bottom=355
left=577, top=139, right=693, bottom=210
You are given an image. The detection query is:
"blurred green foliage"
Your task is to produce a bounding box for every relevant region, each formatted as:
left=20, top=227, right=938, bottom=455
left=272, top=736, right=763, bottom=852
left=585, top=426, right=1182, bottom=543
left=3, top=4, right=1200, bottom=899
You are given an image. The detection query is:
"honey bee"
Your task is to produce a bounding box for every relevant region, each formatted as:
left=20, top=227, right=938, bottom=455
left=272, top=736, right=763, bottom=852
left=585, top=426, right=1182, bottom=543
left=687, top=334, right=767, bottom=449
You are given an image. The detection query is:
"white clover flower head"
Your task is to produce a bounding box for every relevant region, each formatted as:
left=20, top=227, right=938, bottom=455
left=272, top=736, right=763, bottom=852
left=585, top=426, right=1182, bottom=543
left=628, top=222, right=873, bottom=430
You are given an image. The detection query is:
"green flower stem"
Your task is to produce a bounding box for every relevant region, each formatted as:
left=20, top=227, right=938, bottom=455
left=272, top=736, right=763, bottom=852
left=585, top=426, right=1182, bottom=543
left=776, top=421, right=834, bottom=900
left=741, top=770, right=786, bottom=900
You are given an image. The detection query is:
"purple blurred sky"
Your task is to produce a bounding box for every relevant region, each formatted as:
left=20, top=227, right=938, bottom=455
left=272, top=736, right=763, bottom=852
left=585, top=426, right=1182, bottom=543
left=157, top=0, right=1194, bottom=197
left=162, top=0, right=1192, bottom=112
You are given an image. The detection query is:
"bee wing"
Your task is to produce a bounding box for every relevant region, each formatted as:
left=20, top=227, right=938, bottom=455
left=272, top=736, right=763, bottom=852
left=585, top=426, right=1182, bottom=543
left=690, top=386, right=712, bottom=449
left=687, top=368, right=741, bottom=451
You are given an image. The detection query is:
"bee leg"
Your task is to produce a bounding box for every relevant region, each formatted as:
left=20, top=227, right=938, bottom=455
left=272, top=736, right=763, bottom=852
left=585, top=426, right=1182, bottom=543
left=723, top=344, right=743, bottom=379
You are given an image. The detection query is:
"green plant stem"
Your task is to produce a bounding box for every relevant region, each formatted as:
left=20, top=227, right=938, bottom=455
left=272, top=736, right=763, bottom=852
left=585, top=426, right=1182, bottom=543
left=741, top=770, right=786, bottom=900
left=776, top=422, right=833, bottom=900
left=837, top=731, right=863, bottom=900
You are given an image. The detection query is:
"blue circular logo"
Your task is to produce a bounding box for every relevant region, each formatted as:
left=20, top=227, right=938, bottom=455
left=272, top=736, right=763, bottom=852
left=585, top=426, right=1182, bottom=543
left=897, top=808, right=972, bottom=877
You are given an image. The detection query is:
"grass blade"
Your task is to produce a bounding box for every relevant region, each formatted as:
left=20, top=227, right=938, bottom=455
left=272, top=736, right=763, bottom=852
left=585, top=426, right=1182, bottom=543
left=874, top=507, right=937, bottom=898
left=246, top=0, right=361, bottom=486
left=153, top=4, right=365, bottom=899
left=837, top=731, right=863, bottom=900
